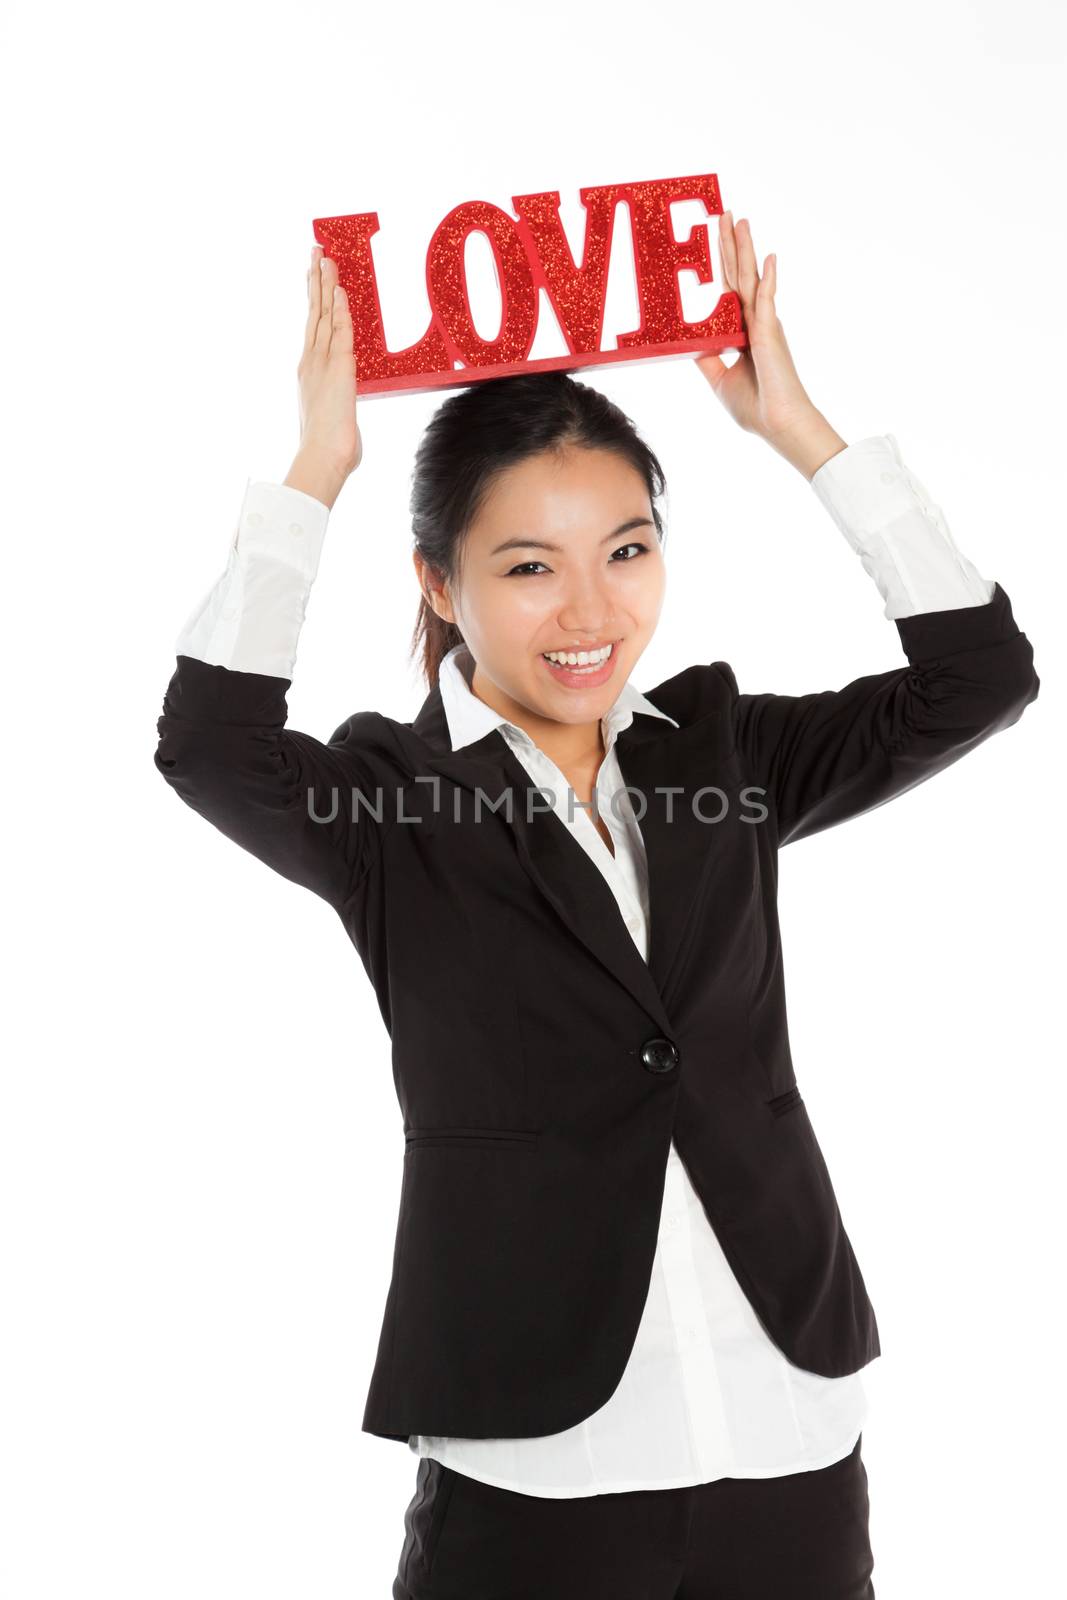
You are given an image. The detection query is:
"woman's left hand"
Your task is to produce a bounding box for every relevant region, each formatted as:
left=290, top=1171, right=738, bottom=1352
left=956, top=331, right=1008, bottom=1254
left=695, top=214, right=843, bottom=474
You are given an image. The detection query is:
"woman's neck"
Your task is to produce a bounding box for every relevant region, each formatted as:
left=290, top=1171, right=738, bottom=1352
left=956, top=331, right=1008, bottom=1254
left=465, top=652, right=606, bottom=774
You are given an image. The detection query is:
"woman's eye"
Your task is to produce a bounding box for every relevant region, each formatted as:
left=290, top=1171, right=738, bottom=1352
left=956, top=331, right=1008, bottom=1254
left=504, top=543, right=648, bottom=577
left=505, top=561, right=550, bottom=577
left=610, top=542, right=649, bottom=561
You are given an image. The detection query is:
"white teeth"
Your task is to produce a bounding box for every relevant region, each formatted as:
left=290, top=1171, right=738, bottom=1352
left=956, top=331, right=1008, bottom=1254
left=543, top=643, right=614, bottom=668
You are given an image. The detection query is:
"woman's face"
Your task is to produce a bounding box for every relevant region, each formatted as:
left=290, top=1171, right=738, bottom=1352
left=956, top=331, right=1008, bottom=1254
left=422, top=445, right=667, bottom=731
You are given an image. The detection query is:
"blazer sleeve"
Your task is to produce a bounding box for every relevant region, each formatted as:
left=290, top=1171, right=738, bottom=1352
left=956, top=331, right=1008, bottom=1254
left=721, top=583, right=1039, bottom=848
left=153, top=655, right=385, bottom=909
left=152, top=479, right=385, bottom=910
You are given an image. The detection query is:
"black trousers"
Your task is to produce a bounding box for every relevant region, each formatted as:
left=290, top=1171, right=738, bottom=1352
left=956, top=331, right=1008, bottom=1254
left=393, top=1433, right=875, bottom=1599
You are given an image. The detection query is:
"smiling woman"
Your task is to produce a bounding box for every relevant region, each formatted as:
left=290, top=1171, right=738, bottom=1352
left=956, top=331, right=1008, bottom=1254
left=412, top=409, right=671, bottom=779
left=152, top=235, right=1039, bottom=1600
left=409, top=369, right=669, bottom=698
left=406, top=371, right=680, bottom=801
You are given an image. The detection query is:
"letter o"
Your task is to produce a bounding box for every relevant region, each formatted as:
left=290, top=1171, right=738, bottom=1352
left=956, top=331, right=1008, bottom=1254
left=426, top=201, right=538, bottom=368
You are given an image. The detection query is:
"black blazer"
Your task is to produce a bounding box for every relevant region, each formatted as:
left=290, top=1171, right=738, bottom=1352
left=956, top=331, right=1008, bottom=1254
left=154, top=582, right=1038, bottom=1444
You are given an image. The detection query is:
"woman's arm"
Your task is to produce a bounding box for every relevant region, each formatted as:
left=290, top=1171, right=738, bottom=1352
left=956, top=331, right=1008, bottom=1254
left=718, top=433, right=1038, bottom=849
left=153, top=248, right=382, bottom=910
left=695, top=214, right=1039, bottom=846
left=721, top=578, right=1037, bottom=848
left=808, top=432, right=995, bottom=619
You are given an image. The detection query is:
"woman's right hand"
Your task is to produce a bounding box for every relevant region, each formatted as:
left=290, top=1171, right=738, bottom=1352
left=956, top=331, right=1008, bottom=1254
left=290, top=245, right=362, bottom=498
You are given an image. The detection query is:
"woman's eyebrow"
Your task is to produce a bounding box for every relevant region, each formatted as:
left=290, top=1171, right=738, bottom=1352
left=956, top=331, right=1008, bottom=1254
left=489, top=516, right=655, bottom=557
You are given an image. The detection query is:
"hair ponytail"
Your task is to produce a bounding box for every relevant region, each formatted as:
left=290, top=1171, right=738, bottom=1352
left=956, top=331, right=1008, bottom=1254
left=409, top=595, right=465, bottom=695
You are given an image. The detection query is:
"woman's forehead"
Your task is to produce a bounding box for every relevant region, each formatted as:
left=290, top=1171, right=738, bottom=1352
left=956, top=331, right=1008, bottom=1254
left=468, top=448, right=652, bottom=538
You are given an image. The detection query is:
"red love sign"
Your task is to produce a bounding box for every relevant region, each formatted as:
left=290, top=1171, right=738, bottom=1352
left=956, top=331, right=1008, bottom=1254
left=313, top=174, right=747, bottom=398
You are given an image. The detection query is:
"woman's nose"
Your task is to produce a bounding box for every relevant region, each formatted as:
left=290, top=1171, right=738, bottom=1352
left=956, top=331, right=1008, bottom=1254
left=558, top=584, right=615, bottom=638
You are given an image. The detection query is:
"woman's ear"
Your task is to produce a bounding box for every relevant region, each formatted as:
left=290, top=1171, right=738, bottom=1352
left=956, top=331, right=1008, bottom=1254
left=412, top=549, right=456, bottom=625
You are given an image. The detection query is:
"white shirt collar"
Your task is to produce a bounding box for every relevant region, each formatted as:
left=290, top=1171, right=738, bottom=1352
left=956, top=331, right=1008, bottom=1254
left=437, top=642, right=678, bottom=755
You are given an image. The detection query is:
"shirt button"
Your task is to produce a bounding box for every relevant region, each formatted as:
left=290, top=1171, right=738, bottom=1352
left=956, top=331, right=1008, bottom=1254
left=663, top=1215, right=679, bottom=1233
left=288, top=522, right=304, bottom=537
left=880, top=470, right=895, bottom=485
left=247, top=511, right=263, bottom=526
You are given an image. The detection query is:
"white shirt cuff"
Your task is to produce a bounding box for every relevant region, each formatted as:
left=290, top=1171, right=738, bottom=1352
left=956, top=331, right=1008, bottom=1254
left=810, top=434, right=995, bottom=619
left=174, top=479, right=331, bottom=678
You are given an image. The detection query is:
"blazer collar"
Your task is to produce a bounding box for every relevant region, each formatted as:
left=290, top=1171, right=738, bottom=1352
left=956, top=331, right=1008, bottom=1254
left=408, top=647, right=725, bottom=1035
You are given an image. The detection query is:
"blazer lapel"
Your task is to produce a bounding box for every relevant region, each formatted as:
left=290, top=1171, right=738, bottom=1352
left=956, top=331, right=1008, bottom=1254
left=613, top=713, right=729, bottom=1003
left=408, top=681, right=718, bottom=1036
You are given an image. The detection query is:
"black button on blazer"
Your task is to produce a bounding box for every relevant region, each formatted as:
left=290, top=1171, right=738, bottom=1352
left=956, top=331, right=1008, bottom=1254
left=154, top=583, right=1039, bottom=1444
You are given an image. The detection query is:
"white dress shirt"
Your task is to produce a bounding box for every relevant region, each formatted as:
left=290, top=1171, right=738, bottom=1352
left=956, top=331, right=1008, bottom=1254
left=171, top=432, right=995, bottom=1498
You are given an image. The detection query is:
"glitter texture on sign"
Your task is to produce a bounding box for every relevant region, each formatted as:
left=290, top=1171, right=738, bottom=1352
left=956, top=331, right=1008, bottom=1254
left=313, top=173, right=746, bottom=398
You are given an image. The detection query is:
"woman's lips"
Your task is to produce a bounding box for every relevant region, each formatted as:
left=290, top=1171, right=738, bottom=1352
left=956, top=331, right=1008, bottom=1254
left=538, top=643, right=620, bottom=691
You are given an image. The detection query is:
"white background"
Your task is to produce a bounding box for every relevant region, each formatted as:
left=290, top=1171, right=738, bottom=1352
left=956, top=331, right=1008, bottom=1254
left=2, top=0, right=1064, bottom=1594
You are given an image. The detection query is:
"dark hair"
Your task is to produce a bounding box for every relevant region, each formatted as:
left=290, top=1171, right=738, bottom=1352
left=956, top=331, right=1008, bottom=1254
left=408, top=370, right=668, bottom=689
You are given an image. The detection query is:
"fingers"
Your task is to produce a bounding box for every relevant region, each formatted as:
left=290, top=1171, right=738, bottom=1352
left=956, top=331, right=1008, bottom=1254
left=314, top=251, right=337, bottom=354
left=718, top=210, right=738, bottom=293
left=305, top=244, right=324, bottom=347
left=733, top=217, right=759, bottom=310
left=719, top=214, right=776, bottom=329
left=755, top=252, right=777, bottom=321
left=718, top=214, right=760, bottom=297
left=693, top=350, right=728, bottom=396
left=332, top=279, right=355, bottom=375
left=303, top=245, right=353, bottom=365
